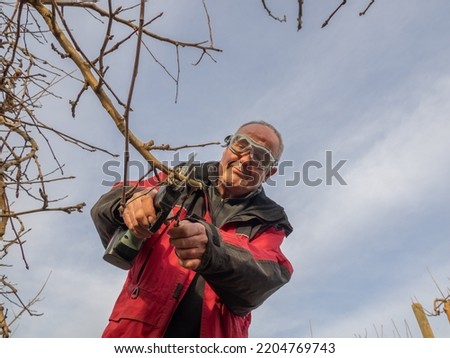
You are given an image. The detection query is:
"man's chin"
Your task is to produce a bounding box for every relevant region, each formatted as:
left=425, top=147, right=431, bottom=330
left=222, top=178, right=260, bottom=192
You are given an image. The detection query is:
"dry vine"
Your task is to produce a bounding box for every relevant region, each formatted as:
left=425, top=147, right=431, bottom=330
left=1, top=1, right=92, bottom=337
left=260, top=0, right=377, bottom=30
left=1, top=0, right=222, bottom=337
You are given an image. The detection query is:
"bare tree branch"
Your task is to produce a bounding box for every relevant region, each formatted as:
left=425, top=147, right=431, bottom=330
left=121, top=0, right=146, bottom=209
left=47, top=1, right=222, bottom=53
left=261, top=0, right=286, bottom=24
left=322, top=0, right=347, bottom=29
left=297, top=0, right=304, bottom=31
left=360, top=0, right=376, bottom=16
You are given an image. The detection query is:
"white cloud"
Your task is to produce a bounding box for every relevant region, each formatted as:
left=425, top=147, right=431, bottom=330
left=250, top=72, right=450, bottom=337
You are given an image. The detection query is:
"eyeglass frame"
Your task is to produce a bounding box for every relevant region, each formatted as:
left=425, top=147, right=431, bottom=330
left=223, top=133, right=279, bottom=170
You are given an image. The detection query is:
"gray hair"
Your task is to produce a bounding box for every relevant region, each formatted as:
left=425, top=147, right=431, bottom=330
left=237, top=120, right=284, bottom=160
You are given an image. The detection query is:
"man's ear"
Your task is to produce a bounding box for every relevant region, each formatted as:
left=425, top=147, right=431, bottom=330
left=264, top=166, right=277, bottom=182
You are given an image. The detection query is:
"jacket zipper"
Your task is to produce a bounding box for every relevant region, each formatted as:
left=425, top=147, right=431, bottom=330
left=212, top=198, right=225, bottom=226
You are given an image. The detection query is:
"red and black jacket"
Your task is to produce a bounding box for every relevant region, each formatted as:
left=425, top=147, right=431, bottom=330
left=90, top=161, right=293, bottom=337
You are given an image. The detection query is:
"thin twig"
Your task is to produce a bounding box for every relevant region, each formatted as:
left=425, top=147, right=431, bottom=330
left=360, top=0, right=376, bottom=16
left=121, top=0, right=145, bottom=208
left=261, top=0, right=287, bottom=23
left=97, top=0, right=115, bottom=79
left=0, top=203, right=86, bottom=217
left=51, top=1, right=222, bottom=53
left=202, top=0, right=214, bottom=47
left=322, top=0, right=347, bottom=28
left=175, top=45, right=180, bottom=104
left=144, top=141, right=221, bottom=151
left=50, top=0, right=126, bottom=108
left=297, top=0, right=303, bottom=31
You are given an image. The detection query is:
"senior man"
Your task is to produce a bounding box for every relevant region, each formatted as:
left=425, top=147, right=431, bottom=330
left=91, top=120, right=293, bottom=338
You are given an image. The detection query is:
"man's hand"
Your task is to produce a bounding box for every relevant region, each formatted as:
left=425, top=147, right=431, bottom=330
left=168, top=220, right=208, bottom=270
left=122, top=189, right=157, bottom=239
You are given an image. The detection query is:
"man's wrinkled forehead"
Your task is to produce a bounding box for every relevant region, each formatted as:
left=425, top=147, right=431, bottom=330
left=236, top=123, right=280, bottom=158
left=236, top=124, right=266, bottom=142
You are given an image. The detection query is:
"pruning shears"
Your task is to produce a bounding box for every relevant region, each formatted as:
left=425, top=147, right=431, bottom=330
left=103, top=157, right=197, bottom=270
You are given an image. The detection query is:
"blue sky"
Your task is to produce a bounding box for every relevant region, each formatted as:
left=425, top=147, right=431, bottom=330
left=5, top=0, right=450, bottom=338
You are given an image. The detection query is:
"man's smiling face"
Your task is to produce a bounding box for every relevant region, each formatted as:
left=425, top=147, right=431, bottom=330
left=217, top=123, right=280, bottom=198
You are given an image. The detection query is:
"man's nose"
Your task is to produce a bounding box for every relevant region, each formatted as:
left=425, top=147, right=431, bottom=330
left=238, top=151, right=252, bottom=164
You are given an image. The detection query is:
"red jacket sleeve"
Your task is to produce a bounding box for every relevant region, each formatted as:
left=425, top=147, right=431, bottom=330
left=195, top=222, right=293, bottom=316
